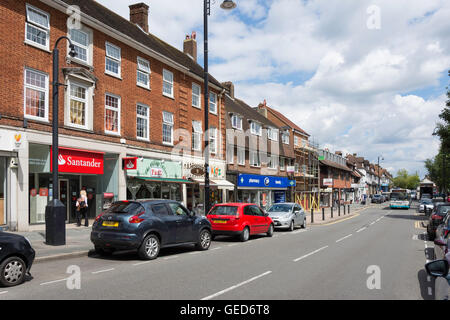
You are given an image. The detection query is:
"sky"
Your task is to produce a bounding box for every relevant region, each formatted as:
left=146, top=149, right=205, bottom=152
left=96, top=0, right=450, bottom=179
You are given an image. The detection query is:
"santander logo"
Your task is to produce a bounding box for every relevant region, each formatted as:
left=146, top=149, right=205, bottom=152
left=58, top=154, right=66, bottom=166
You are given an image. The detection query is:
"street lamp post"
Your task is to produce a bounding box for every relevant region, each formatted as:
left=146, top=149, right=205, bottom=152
left=45, top=36, right=77, bottom=246
left=377, top=155, right=384, bottom=194
left=203, top=0, right=236, bottom=215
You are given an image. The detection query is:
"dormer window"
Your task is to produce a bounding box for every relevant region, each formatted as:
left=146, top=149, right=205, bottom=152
left=231, top=114, right=243, bottom=130
left=250, top=121, right=262, bottom=136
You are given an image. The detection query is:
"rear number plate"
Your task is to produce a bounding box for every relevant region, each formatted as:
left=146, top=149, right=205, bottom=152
left=213, top=219, right=227, bottom=224
left=102, top=221, right=119, bottom=227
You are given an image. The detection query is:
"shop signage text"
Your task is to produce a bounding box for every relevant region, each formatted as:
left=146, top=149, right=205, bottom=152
left=238, top=174, right=290, bottom=189
left=51, top=147, right=104, bottom=175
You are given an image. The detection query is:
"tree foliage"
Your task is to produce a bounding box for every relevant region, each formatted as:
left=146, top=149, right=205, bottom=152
left=428, top=70, right=450, bottom=194
left=393, top=169, right=420, bottom=190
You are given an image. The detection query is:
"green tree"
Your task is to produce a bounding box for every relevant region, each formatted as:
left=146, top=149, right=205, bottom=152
left=429, top=70, right=450, bottom=195
left=393, top=169, right=420, bottom=190
left=425, top=151, right=449, bottom=194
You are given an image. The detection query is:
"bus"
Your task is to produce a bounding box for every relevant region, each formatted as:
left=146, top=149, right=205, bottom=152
left=390, top=188, right=411, bottom=209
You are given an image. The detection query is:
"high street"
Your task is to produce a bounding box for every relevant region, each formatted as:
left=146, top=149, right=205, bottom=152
left=0, top=204, right=434, bottom=300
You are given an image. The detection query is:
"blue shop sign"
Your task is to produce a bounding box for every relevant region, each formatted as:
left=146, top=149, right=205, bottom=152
left=238, top=174, right=290, bottom=188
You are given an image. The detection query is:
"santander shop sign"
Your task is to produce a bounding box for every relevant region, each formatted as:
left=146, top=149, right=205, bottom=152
left=51, top=147, right=104, bottom=175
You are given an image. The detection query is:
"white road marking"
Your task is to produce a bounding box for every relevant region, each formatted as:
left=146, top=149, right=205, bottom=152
left=133, top=261, right=153, bottom=266
left=428, top=287, right=433, bottom=296
left=40, top=278, right=69, bottom=286
left=356, top=227, right=367, bottom=233
left=0, top=291, right=8, bottom=295
left=211, top=247, right=222, bottom=251
left=293, top=246, right=329, bottom=262
left=91, top=268, right=115, bottom=274
left=227, top=243, right=239, bottom=247
left=336, top=234, right=353, bottom=243
left=201, top=271, right=272, bottom=301
left=370, top=221, right=376, bottom=226
left=427, top=276, right=431, bottom=282
left=189, top=251, right=201, bottom=255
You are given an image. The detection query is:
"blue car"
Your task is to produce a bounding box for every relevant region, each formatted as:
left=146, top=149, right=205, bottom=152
left=91, top=200, right=212, bottom=260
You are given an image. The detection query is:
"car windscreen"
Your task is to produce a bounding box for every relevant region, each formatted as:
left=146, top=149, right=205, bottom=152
left=268, top=204, right=293, bottom=212
left=105, top=202, right=144, bottom=215
left=421, top=199, right=433, bottom=204
left=208, top=206, right=239, bottom=216
left=437, top=206, right=450, bottom=216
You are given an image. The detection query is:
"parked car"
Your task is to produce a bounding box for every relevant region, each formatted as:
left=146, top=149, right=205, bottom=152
left=267, top=203, right=306, bottom=231
left=419, top=199, right=434, bottom=214
left=425, top=259, right=450, bottom=300
left=0, top=232, right=35, bottom=287
left=434, top=211, right=450, bottom=259
left=91, top=200, right=213, bottom=260
left=206, top=203, right=274, bottom=242
left=371, top=194, right=383, bottom=204
left=427, top=203, right=450, bottom=240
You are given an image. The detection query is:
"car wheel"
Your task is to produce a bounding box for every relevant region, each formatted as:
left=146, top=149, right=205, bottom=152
left=267, top=224, right=274, bottom=237
left=301, top=218, right=307, bottom=229
left=196, top=229, right=212, bottom=251
left=0, top=257, right=26, bottom=287
left=138, top=234, right=160, bottom=260
left=240, top=227, right=250, bottom=242
left=289, top=220, right=294, bottom=232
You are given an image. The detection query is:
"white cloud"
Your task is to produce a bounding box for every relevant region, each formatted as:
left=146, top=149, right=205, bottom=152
left=95, top=0, right=450, bottom=177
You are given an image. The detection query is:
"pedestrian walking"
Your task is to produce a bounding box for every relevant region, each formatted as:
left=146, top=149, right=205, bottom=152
left=76, top=189, right=89, bottom=227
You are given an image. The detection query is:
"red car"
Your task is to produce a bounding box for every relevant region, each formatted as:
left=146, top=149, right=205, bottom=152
left=206, top=203, right=274, bottom=242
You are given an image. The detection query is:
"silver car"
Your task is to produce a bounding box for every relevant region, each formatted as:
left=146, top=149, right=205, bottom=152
left=267, top=203, right=306, bottom=231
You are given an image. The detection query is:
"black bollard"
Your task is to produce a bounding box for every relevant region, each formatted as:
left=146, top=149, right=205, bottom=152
left=338, top=205, right=341, bottom=216
left=311, top=208, right=314, bottom=224
left=331, top=206, right=333, bottom=218
left=348, top=205, right=350, bottom=214
left=344, top=205, right=346, bottom=215
left=322, top=208, right=325, bottom=221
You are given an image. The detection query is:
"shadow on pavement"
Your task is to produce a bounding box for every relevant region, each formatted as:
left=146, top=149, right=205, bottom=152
left=418, top=269, right=435, bottom=300
left=87, top=244, right=200, bottom=262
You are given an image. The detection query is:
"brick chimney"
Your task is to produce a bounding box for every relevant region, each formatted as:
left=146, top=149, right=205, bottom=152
left=222, top=81, right=235, bottom=99
left=183, top=32, right=197, bottom=62
left=129, top=3, right=149, bottom=33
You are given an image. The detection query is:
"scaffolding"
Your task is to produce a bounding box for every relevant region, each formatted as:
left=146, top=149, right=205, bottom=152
left=294, top=136, right=320, bottom=211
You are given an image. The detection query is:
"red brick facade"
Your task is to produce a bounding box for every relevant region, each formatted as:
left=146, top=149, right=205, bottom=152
left=0, top=0, right=225, bottom=159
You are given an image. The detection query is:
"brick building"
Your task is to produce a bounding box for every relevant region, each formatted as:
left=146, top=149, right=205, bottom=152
left=256, top=100, right=320, bottom=210
left=223, top=83, right=296, bottom=211
left=0, top=0, right=228, bottom=230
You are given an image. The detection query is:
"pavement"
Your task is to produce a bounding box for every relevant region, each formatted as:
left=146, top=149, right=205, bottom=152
left=5, top=203, right=375, bottom=263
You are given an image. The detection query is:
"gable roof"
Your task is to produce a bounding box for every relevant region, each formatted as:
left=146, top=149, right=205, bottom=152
left=258, top=103, right=310, bottom=137
left=59, top=0, right=223, bottom=88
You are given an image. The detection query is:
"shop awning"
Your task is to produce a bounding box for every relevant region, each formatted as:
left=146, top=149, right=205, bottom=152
left=133, top=177, right=193, bottom=184
left=191, top=178, right=235, bottom=190
left=211, top=179, right=235, bottom=191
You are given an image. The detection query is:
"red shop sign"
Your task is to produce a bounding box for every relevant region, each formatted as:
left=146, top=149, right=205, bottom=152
left=122, top=157, right=138, bottom=170
left=50, top=147, right=104, bottom=175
